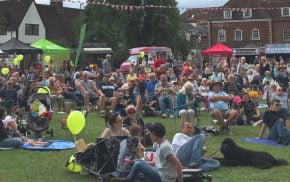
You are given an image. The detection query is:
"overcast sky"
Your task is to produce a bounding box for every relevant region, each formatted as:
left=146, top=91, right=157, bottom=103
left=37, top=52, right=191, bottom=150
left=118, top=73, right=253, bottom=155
left=35, top=0, right=229, bottom=9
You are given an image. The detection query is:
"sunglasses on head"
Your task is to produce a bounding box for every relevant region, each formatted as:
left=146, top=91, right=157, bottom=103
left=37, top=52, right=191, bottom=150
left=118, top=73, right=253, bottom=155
left=127, top=108, right=136, bottom=114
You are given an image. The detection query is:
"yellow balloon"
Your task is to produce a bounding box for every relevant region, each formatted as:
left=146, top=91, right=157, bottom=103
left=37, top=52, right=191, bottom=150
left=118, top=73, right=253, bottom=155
left=17, top=55, right=24, bottom=61
left=13, top=58, right=19, bottom=66
left=44, top=56, right=51, bottom=63
left=67, top=155, right=81, bottom=173
left=139, top=51, right=145, bottom=58
left=67, top=111, right=85, bottom=135
left=1, top=68, right=9, bottom=75
left=37, top=87, right=50, bottom=94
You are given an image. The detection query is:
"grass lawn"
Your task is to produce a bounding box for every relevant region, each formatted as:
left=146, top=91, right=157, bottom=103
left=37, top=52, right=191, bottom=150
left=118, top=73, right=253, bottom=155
left=0, top=110, right=290, bottom=182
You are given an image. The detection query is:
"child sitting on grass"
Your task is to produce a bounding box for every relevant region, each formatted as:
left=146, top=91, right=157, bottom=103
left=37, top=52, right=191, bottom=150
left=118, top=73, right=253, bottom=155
left=0, top=114, right=24, bottom=148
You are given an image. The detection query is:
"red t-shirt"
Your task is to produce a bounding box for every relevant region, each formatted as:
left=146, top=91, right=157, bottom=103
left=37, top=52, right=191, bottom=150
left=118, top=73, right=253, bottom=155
left=153, top=58, right=167, bottom=69
left=154, top=58, right=167, bottom=77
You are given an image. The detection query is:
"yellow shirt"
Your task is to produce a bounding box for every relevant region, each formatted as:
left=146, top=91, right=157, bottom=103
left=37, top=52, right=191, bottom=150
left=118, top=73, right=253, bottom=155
left=127, top=74, right=137, bottom=81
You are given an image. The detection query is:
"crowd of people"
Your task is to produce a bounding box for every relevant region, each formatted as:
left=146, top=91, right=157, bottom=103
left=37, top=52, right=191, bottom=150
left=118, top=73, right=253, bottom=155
left=0, top=53, right=290, bottom=181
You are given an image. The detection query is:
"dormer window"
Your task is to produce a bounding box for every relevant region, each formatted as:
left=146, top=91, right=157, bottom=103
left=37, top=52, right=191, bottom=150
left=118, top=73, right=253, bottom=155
left=223, top=10, right=232, bottom=19
left=0, top=24, right=6, bottom=35
left=243, top=9, right=252, bottom=18
left=281, top=7, right=290, bottom=17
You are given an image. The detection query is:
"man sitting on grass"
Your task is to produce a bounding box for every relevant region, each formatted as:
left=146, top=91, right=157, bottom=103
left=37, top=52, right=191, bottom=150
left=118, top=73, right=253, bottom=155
left=127, top=122, right=183, bottom=182
left=208, top=81, right=239, bottom=135
left=172, top=121, right=220, bottom=171
left=257, top=99, right=290, bottom=144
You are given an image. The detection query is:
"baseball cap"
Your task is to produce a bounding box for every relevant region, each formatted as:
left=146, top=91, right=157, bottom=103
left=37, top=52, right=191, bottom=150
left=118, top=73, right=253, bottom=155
left=146, top=122, right=166, bottom=137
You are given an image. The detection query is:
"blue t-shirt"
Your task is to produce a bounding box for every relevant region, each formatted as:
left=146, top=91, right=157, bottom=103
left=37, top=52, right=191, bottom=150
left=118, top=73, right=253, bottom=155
left=208, top=91, right=229, bottom=111
left=98, top=82, right=116, bottom=97
left=146, top=80, right=159, bottom=97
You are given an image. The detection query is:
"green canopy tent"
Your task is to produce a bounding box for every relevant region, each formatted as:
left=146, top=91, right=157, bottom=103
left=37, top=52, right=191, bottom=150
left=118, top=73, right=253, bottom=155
left=31, top=38, right=70, bottom=66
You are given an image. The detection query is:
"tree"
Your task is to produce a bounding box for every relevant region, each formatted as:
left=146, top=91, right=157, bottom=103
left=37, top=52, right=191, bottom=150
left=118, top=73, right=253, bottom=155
left=76, top=0, right=189, bottom=58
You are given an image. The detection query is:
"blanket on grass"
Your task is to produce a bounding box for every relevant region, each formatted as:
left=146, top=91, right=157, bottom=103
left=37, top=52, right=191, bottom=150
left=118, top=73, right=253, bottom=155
left=241, top=138, right=288, bottom=147
left=22, top=140, right=75, bottom=150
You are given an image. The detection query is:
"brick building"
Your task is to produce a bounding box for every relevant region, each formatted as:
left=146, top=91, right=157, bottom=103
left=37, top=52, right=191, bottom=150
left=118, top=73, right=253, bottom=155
left=183, top=0, right=290, bottom=55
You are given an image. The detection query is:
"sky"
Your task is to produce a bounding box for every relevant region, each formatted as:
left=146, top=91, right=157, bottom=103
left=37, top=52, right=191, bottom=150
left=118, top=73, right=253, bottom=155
left=35, top=0, right=229, bottom=9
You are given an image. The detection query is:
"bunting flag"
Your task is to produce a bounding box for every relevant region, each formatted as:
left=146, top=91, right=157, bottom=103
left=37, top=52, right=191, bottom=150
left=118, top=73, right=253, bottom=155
left=50, top=0, right=290, bottom=12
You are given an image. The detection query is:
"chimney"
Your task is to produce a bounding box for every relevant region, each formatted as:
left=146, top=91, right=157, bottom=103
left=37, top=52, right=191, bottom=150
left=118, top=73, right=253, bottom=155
left=50, top=0, right=64, bottom=13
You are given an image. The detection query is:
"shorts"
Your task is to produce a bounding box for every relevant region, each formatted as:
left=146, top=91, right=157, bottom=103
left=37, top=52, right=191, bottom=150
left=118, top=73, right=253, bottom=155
left=210, top=109, right=231, bottom=118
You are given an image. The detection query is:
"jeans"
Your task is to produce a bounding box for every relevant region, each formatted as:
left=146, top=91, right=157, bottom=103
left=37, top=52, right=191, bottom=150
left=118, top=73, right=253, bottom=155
left=0, top=137, right=24, bottom=148
left=158, top=95, right=173, bottom=114
left=50, top=95, right=64, bottom=111
left=268, top=118, right=290, bottom=141
left=176, top=134, right=220, bottom=172
left=127, top=160, right=161, bottom=182
left=62, top=92, right=83, bottom=106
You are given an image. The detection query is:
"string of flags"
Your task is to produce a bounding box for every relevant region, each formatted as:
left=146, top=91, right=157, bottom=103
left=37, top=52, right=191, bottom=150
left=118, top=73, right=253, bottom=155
left=50, top=0, right=290, bottom=12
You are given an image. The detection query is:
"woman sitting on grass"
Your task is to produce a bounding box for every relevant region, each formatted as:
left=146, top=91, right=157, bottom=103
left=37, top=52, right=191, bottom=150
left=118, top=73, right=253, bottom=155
left=0, top=113, right=24, bottom=149
left=241, top=92, right=261, bottom=125
left=123, top=105, right=145, bottom=130
left=118, top=124, right=146, bottom=176
left=101, top=112, right=129, bottom=138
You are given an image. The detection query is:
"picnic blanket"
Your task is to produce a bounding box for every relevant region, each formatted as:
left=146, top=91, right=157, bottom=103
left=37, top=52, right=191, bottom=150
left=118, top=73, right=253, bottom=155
left=241, top=138, right=287, bottom=147
left=22, top=140, right=75, bottom=150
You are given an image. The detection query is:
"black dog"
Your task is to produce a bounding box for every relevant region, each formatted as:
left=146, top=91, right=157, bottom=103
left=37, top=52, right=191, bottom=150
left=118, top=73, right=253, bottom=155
left=217, top=138, right=288, bottom=169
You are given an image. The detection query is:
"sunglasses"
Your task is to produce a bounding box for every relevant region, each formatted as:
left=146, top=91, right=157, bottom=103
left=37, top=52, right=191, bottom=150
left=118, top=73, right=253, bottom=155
left=274, top=104, right=281, bottom=107
left=127, top=108, right=136, bottom=114
left=277, top=89, right=283, bottom=91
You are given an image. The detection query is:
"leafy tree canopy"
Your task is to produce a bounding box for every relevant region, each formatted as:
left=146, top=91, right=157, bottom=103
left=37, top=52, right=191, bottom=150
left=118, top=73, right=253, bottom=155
left=77, top=0, right=189, bottom=59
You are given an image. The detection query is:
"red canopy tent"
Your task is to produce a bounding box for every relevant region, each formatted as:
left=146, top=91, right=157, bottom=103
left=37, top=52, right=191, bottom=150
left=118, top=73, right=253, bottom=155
left=201, top=43, right=232, bottom=56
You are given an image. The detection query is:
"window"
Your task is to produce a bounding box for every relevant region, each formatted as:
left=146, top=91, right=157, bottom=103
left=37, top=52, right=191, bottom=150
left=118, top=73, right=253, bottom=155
left=0, top=24, right=6, bottom=35
left=252, top=29, right=260, bottom=40
left=234, top=29, right=243, bottom=41
left=283, top=29, right=290, bottom=40
left=25, top=24, right=39, bottom=35
left=281, top=8, right=290, bottom=17
left=243, top=9, right=252, bottom=18
left=218, top=30, right=226, bottom=41
left=223, top=10, right=232, bottom=19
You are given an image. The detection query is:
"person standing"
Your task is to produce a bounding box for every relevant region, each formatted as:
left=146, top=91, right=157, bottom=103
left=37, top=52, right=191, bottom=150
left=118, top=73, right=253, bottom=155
left=237, top=57, right=249, bottom=77
left=230, top=55, right=238, bottom=69
left=102, top=54, right=112, bottom=75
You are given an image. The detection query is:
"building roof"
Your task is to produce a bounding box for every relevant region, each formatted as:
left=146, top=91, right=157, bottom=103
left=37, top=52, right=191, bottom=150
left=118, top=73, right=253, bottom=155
left=0, top=0, right=33, bottom=31
left=224, top=0, right=290, bottom=8
left=36, top=4, right=80, bottom=47
left=0, top=0, right=80, bottom=47
left=183, top=0, right=290, bottom=22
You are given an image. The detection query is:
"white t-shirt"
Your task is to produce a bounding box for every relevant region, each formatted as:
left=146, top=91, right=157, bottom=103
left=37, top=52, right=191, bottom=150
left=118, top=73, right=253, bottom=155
left=156, top=140, right=177, bottom=182
left=171, top=133, right=191, bottom=153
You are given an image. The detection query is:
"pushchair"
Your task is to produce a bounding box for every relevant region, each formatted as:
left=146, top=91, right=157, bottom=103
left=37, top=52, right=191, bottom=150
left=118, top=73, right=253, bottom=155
left=22, top=86, right=53, bottom=137
left=76, top=137, right=122, bottom=180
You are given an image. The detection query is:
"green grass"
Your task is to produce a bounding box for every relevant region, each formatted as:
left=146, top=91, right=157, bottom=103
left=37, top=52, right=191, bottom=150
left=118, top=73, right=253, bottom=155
left=1, top=111, right=290, bottom=182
